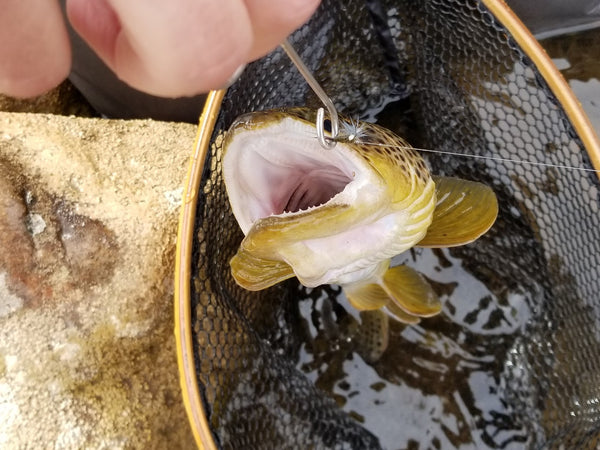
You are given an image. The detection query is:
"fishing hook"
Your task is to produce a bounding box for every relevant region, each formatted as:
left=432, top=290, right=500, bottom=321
left=280, top=39, right=339, bottom=149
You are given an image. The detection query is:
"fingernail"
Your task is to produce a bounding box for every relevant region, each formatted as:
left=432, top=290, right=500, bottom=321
left=220, top=64, right=246, bottom=89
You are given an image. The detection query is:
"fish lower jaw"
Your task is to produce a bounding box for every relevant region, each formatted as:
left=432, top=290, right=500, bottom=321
left=273, top=200, right=331, bottom=218
left=280, top=210, right=432, bottom=287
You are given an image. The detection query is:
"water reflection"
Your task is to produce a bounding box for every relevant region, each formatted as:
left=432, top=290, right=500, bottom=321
left=542, top=27, right=600, bottom=132
left=296, top=248, right=536, bottom=449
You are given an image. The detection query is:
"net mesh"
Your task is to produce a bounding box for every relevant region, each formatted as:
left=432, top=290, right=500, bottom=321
left=188, top=0, right=600, bottom=448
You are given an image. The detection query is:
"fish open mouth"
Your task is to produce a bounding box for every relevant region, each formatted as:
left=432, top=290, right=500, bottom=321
left=263, top=157, right=352, bottom=214
left=223, top=116, right=367, bottom=234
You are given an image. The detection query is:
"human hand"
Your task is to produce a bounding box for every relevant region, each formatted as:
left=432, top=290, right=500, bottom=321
left=0, top=0, right=72, bottom=98
left=0, top=0, right=321, bottom=99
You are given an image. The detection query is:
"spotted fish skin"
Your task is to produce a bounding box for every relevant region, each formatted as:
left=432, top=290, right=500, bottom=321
left=223, top=108, right=498, bottom=323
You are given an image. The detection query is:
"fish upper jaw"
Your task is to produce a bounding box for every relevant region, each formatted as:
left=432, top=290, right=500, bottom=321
left=223, top=114, right=381, bottom=234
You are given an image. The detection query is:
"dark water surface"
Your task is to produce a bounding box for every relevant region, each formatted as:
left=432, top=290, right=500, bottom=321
left=292, top=28, right=600, bottom=450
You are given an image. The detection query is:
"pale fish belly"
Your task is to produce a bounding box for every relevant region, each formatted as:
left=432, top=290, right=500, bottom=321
left=278, top=180, right=436, bottom=287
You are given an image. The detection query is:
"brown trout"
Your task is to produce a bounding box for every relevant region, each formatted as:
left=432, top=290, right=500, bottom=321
left=222, top=108, right=498, bottom=324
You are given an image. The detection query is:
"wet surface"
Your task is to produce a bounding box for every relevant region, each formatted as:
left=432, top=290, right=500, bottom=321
left=188, top=4, right=600, bottom=446
left=0, top=155, right=118, bottom=308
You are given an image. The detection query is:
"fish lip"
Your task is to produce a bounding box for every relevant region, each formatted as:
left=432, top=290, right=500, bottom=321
left=222, top=113, right=378, bottom=234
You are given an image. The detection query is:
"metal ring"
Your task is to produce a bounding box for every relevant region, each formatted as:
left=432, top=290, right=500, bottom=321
left=316, top=108, right=337, bottom=149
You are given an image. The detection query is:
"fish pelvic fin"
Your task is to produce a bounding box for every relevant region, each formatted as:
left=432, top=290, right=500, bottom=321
left=230, top=248, right=295, bottom=291
left=381, top=264, right=441, bottom=317
left=343, top=263, right=440, bottom=324
left=417, top=176, right=498, bottom=247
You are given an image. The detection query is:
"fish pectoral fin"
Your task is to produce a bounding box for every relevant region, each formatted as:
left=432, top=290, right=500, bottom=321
left=417, top=176, right=498, bottom=248
left=381, top=264, right=442, bottom=317
left=230, top=248, right=295, bottom=291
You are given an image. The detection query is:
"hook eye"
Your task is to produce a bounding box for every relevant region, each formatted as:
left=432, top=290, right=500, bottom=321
left=316, top=108, right=337, bottom=149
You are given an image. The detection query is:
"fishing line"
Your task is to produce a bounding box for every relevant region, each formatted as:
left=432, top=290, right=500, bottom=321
left=297, top=130, right=600, bottom=174
left=364, top=142, right=600, bottom=174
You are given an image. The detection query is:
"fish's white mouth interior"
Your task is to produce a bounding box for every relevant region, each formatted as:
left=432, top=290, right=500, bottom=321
left=223, top=117, right=364, bottom=234
left=251, top=152, right=351, bottom=214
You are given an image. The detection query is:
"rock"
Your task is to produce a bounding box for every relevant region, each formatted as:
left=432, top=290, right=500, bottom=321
left=0, top=111, right=198, bottom=449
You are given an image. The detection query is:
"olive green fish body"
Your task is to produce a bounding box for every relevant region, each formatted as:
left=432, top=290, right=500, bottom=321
left=223, top=108, right=498, bottom=324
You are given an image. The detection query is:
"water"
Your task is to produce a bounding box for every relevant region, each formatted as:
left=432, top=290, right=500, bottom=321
left=292, top=28, right=600, bottom=449
left=295, top=247, right=539, bottom=449
left=542, top=27, right=600, bottom=134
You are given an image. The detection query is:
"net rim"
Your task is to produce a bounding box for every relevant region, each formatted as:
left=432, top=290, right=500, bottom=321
left=482, top=0, right=600, bottom=175
left=174, top=89, right=225, bottom=450
left=174, top=1, right=600, bottom=448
